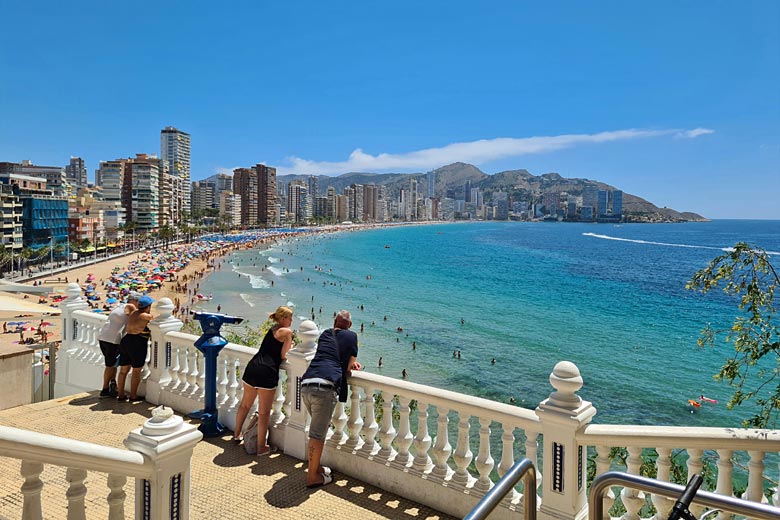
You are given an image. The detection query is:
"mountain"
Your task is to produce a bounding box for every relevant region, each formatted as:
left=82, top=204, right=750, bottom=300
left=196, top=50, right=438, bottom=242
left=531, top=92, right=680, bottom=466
left=277, top=162, right=707, bottom=221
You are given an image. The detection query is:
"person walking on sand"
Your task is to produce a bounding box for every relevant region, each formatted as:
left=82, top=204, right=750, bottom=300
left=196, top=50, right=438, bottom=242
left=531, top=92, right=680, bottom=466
left=116, top=295, right=155, bottom=402
left=234, top=306, right=294, bottom=455
left=98, top=292, right=140, bottom=398
left=301, top=310, right=361, bottom=488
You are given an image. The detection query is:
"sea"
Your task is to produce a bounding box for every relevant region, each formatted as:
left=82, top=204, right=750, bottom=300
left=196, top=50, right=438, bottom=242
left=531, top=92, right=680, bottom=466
left=196, top=220, right=780, bottom=429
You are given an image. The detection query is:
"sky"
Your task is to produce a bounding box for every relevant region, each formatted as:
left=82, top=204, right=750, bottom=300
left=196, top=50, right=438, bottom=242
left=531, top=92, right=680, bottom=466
left=1, top=1, right=778, bottom=219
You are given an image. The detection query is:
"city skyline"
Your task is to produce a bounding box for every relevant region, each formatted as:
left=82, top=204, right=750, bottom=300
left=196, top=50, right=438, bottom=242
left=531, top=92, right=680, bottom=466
left=1, top=2, right=777, bottom=219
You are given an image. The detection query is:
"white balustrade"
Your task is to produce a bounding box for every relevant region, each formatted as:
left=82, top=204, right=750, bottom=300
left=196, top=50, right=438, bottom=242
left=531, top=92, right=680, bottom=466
left=1, top=417, right=201, bottom=520
left=52, top=293, right=780, bottom=520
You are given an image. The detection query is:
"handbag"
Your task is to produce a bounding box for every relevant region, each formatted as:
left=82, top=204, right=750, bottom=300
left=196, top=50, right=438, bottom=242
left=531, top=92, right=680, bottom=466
left=243, top=411, right=259, bottom=455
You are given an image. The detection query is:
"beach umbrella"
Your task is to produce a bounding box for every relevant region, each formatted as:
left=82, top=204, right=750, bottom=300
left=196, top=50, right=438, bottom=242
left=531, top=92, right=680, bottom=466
left=40, top=321, right=53, bottom=326
left=106, top=297, right=117, bottom=304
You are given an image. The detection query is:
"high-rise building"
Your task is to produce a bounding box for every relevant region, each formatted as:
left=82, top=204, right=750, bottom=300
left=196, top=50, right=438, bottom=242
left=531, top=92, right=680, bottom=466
left=326, top=186, right=337, bottom=222
left=464, top=180, right=472, bottom=202
left=408, top=178, right=418, bottom=220
left=121, top=154, right=161, bottom=231
left=612, top=190, right=623, bottom=217
left=160, top=126, right=191, bottom=218
left=233, top=168, right=258, bottom=226
left=582, top=186, right=599, bottom=209
left=191, top=181, right=215, bottom=215
left=598, top=190, right=610, bottom=217
left=255, top=164, right=277, bottom=227
left=286, top=181, right=308, bottom=223
left=363, top=184, right=377, bottom=221
left=0, top=161, right=70, bottom=197
left=427, top=171, right=436, bottom=198
left=65, top=157, right=88, bottom=187
left=95, top=160, right=127, bottom=202
left=307, top=175, right=319, bottom=199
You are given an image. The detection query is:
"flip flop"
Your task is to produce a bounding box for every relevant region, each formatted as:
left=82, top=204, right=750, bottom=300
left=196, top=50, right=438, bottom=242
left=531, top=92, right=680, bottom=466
left=306, top=473, right=333, bottom=489
left=320, top=466, right=332, bottom=477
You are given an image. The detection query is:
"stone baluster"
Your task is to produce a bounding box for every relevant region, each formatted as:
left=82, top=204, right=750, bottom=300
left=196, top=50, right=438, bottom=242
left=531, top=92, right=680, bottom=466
left=535, top=361, right=596, bottom=520
left=452, top=411, right=474, bottom=487
left=106, top=474, right=127, bottom=520
left=596, top=445, right=615, bottom=520
left=65, top=467, right=88, bottom=520
left=651, top=447, right=673, bottom=520
left=391, top=396, right=414, bottom=469
left=430, top=406, right=453, bottom=482
left=747, top=450, right=765, bottom=503
left=331, top=402, right=348, bottom=443
left=376, top=390, right=397, bottom=463
left=227, top=355, right=240, bottom=409
left=345, top=384, right=364, bottom=450
left=281, top=321, right=319, bottom=459
left=186, top=348, right=198, bottom=396
left=686, top=448, right=705, bottom=518
left=714, top=449, right=733, bottom=520
left=498, top=423, right=518, bottom=506
left=474, top=416, right=495, bottom=492
left=146, top=298, right=183, bottom=405
left=525, top=431, right=541, bottom=494
left=125, top=409, right=202, bottom=520
left=411, top=400, right=433, bottom=475
left=196, top=353, right=206, bottom=401
left=167, top=345, right=181, bottom=391
left=621, top=446, right=645, bottom=520
left=216, top=355, right=228, bottom=406
left=178, top=346, right=190, bottom=395
left=360, top=386, right=379, bottom=456
left=270, top=374, right=286, bottom=425
left=21, top=460, right=43, bottom=520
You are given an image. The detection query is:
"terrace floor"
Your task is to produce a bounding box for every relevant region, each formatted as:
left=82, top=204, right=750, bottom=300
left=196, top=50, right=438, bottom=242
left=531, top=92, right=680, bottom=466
left=0, top=393, right=454, bottom=520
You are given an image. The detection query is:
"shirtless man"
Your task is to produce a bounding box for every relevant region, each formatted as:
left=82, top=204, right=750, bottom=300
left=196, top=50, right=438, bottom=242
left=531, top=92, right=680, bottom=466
left=116, top=295, right=154, bottom=402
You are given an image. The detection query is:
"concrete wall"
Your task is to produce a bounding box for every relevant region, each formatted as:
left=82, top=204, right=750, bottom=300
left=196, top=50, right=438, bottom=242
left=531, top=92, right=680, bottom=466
left=0, top=348, right=32, bottom=410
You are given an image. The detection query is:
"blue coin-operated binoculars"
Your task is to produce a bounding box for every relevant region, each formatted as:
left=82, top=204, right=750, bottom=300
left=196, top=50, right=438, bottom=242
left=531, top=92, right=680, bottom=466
left=189, top=311, right=244, bottom=437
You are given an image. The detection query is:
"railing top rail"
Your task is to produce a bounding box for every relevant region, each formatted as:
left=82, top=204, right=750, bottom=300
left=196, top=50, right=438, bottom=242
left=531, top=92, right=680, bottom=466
left=589, top=471, right=780, bottom=520
left=351, top=371, right=541, bottom=429
left=579, top=423, right=780, bottom=450
left=0, top=425, right=151, bottom=478
left=72, top=309, right=107, bottom=324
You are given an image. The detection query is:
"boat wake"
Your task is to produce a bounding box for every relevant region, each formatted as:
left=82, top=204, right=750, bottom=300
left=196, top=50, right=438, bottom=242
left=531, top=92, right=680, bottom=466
left=582, top=233, right=780, bottom=255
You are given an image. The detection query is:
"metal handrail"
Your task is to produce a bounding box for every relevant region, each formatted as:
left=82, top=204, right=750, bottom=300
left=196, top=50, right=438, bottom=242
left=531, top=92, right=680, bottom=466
left=464, top=458, right=537, bottom=520
left=589, top=471, right=780, bottom=520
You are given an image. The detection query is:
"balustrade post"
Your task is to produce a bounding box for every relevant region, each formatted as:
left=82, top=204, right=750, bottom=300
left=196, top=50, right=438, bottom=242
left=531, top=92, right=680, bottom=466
left=21, top=460, right=43, bottom=520
left=452, top=412, right=474, bottom=487
left=360, top=386, right=379, bottom=456
left=124, top=407, right=203, bottom=520
left=391, top=395, right=414, bottom=469
left=535, top=361, right=596, bottom=520
left=146, top=298, right=183, bottom=405
left=281, top=320, right=318, bottom=460
left=474, top=416, right=494, bottom=492
left=430, top=406, right=453, bottom=483
left=55, top=283, right=89, bottom=398
left=65, top=467, right=88, bottom=520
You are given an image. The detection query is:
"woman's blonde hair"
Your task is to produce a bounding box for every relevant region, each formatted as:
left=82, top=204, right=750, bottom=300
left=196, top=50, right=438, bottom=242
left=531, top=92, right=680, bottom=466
left=268, top=306, right=293, bottom=323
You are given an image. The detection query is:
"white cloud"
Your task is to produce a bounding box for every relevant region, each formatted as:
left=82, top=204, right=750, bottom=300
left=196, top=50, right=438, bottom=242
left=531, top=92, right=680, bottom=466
left=676, top=128, right=715, bottom=139
left=274, top=127, right=714, bottom=176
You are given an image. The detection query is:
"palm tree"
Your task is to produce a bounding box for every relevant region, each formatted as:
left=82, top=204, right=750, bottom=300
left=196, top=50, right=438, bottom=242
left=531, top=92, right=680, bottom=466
left=157, top=225, right=175, bottom=249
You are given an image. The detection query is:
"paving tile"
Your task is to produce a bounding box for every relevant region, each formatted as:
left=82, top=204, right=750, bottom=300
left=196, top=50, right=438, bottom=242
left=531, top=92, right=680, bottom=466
left=0, top=393, right=454, bottom=519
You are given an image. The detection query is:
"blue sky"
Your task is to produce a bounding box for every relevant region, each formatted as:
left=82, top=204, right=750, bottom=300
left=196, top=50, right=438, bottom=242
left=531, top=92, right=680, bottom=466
left=1, top=1, right=778, bottom=219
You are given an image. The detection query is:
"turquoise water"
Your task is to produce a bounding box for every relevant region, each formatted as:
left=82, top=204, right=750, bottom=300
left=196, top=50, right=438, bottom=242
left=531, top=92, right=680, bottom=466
left=199, top=220, right=780, bottom=427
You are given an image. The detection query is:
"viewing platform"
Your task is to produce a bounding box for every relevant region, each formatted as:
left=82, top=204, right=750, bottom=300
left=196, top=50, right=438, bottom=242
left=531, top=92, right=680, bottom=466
left=0, top=394, right=451, bottom=519
left=0, top=284, right=778, bottom=519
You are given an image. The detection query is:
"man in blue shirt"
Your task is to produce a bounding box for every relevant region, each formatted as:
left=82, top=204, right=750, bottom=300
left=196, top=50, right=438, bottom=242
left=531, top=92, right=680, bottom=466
left=301, top=310, right=361, bottom=488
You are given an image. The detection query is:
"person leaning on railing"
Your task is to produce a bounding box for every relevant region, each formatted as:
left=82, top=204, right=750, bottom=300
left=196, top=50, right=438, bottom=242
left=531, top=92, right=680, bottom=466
left=300, top=310, right=362, bottom=488
left=116, top=295, right=154, bottom=402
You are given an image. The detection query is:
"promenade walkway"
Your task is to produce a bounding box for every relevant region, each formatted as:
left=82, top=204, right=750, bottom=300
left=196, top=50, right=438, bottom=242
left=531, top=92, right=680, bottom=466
left=0, top=393, right=453, bottom=520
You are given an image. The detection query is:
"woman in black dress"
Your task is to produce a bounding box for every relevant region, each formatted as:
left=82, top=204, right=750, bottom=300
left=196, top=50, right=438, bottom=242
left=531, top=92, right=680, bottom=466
left=234, top=306, right=294, bottom=455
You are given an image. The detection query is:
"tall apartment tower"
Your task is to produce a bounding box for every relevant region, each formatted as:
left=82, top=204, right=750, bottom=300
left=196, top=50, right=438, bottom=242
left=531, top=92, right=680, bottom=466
left=307, top=175, right=319, bottom=199
left=409, top=178, right=418, bottom=220
left=66, top=157, right=88, bottom=187
left=160, top=126, right=191, bottom=218
left=233, top=168, right=258, bottom=226
left=121, top=154, right=162, bottom=231
left=255, top=164, right=277, bottom=227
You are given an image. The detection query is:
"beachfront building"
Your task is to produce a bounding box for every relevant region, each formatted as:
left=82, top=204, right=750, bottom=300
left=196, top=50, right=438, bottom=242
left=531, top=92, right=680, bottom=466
left=233, top=167, right=258, bottom=227
left=0, top=183, right=23, bottom=266
left=0, top=160, right=70, bottom=198
left=160, top=126, right=191, bottom=218
left=286, top=180, right=309, bottom=224
left=0, top=171, right=69, bottom=252
left=218, top=190, right=241, bottom=227
left=191, top=181, right=215, bottom=214
left=121, top=154, right=161, bottom=232
left=256, top=163, right=277, bottom=227
left=597, top=189, right=623, bottom=222
left=65, top=156, right=88, bottom=189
